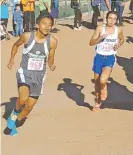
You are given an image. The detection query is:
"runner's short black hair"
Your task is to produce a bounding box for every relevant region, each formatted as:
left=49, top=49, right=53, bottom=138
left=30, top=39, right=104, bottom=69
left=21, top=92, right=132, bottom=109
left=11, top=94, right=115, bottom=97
left=106, top=11, right=119, bottom=20
left=36, top=14, right=54, bottom=26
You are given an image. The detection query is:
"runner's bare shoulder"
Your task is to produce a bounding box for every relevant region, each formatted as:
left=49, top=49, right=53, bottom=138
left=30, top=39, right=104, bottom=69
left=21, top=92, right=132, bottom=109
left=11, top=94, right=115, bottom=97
left=20, top=32, right=31, bottom=44
left=91, top=25, right=102, bottom=40
left=50, top=34, right=58, bottom=48
left=96, top=25, right=103, bottom=33
left=117, top=26, right=123, bottom=35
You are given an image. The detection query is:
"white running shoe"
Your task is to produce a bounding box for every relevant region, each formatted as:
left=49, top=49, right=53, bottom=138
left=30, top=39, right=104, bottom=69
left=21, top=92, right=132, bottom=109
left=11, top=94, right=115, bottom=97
left=73, top=27, right=79, bottom=31
left=78, top=26, right=82, bottom=30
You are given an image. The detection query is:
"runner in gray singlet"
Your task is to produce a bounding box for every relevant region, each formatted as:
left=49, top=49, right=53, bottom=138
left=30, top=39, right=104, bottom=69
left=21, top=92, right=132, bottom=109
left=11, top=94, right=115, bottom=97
left=6, top=14, right=58, bottom=136
left=16, top=31, right=51, bottom=96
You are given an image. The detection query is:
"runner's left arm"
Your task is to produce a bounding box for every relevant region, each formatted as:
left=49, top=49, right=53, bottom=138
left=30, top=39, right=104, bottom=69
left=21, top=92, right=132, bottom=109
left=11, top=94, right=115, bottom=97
left=113, top=28, right=124, bottom=51
left=48, top=37, right=58, bottom=68
left=118, top=28, right=124, bottom=46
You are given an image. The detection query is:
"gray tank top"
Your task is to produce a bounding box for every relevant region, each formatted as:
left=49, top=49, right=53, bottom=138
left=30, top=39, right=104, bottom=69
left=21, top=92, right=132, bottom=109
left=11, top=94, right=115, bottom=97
left=20, top=32, right=51, bottom=72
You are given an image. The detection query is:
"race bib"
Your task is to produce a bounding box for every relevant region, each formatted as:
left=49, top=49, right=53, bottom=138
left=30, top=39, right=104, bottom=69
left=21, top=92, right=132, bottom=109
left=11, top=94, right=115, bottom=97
left=27, top=58, right=44, bottom=70
left=99, top=43, right=114, bottom=51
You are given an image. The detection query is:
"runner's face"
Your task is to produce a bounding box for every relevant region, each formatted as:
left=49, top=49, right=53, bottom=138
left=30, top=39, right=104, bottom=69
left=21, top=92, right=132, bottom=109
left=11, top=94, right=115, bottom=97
left=107, top=14, right=117, bottom=27
left=39, top=18, right=52, bottom=35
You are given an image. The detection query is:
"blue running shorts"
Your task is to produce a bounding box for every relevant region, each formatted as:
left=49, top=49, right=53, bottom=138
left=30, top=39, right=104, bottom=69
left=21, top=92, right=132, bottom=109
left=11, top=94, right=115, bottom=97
left=92, top=53, right=116, bottom=75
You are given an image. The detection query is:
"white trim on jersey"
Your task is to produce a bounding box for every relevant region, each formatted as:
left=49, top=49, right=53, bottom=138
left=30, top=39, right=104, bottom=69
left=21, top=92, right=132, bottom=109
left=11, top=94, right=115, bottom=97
left=23, top=39, right=36, bottom=54
left=39, top=41, right=49, bottom=95
left=44, top=40, right=49, bottom=59
left=40, top=73, right=46, bottom=95
left=18, top=67, right=26, bottom=83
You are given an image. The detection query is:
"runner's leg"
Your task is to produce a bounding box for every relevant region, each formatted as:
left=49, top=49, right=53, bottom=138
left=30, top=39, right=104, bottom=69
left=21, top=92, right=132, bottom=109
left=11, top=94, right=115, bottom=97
left=7, top=86, right=29, bottom=128
left=17, top=96, right=39, bottom=121
left=100, top=66, right=112, bottom=100
left=92, top=73, right=102, bottom=111
left=94, top=73, right=101, bottom=102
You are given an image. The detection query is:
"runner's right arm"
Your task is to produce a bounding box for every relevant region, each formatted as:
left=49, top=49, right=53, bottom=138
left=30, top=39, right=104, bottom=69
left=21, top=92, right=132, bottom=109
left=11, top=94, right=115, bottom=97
left=7, top=33, right=29, bottom=69
left=89, top=26, right=108, bottom=46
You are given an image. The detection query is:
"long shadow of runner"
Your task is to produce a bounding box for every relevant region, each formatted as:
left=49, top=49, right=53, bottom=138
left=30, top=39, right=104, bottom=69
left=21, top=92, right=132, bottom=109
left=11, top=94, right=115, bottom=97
left=57, top=78, right=93, bottom=110
left=91, top=78, right=133, bottom=110
left=1, top=97, right=27, bottom=134
left=1, top=97, right=17, bottom=120
left=103, top=78, right=133, bottom=110
left=117, top=56, right=133, bottom=84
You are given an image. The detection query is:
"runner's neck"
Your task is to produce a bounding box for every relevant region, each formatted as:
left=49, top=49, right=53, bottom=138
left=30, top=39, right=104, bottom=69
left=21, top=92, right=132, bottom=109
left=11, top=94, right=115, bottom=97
left=34, top=31, right=48, bottom=43
left=105, top=25, right=116, bottom=35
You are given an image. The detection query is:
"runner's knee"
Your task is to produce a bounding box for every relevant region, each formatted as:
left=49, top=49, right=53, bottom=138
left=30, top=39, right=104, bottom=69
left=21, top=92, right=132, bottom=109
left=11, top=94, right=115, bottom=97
left=100, top=78, right=107, bottom=85
left=18, top=96, right=29, bottom=105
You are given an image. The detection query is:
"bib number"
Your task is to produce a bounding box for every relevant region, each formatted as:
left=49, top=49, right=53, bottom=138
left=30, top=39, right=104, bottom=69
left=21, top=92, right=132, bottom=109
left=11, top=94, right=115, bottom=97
left=99, top=43, right=114, bottom=51
left=27, top=58, right=44, bottom=71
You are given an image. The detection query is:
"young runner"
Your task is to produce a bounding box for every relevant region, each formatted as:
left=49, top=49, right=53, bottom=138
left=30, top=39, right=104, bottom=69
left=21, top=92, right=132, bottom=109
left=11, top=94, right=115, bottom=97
left=89, top=11, right=124, bottom=111
left=7, top=14, right=58, bottom=135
